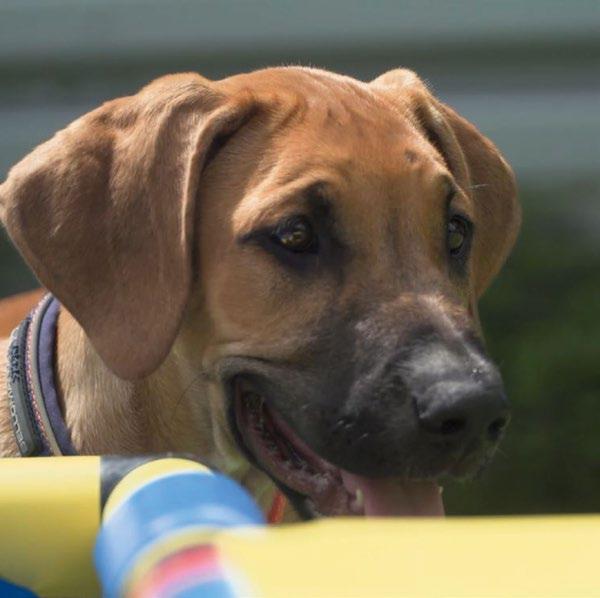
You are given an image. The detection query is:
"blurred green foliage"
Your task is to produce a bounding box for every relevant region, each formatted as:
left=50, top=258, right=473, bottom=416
left=1, top=230, right=37, bottom=294
left=446, top=178, right=600, bottom=514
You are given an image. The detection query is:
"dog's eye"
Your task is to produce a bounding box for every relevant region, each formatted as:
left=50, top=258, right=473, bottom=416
left=447, top=216, right=469, bottom=256
left=271, top=216, right=317, bottom=253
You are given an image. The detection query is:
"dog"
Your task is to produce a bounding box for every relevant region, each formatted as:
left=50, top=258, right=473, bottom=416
left=0, top=67, right=520, bottom=520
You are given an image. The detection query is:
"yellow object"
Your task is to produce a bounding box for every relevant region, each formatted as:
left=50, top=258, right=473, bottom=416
left=217, top=515, right=600, bottom=597
left=1, top=456, right=599, bottom=597
left=0, top=456, right=100, bottom=597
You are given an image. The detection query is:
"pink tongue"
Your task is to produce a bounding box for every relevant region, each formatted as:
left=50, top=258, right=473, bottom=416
left=341, top=471, right=445, bottom=517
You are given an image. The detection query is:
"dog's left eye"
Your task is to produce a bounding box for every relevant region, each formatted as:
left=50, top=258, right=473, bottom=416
left=447, top=216, right=470, bottom=257
left=271, top=216, right=317, bottom=253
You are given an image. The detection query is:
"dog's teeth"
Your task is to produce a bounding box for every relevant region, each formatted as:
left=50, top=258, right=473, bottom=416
left=354, top=488, right=364, bottom=509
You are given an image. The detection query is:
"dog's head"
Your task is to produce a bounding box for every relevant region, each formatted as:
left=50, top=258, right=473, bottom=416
left=0, top=68, right=520, bottom=517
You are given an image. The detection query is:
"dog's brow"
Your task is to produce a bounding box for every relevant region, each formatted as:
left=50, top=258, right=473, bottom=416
left=269, top=178, right=336, bottom=215
left=235, top=179, right=337, bottom=245
left=440, top=175, right=457, bottom=200
left=303, top=180, right=335, bottom=212
left=443, top=176, right=475, bottom=222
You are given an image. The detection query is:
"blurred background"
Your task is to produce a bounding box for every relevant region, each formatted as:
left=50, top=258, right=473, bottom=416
left=1, top=0, right=598, bottom=515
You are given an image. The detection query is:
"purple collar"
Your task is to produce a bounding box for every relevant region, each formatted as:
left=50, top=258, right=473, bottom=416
left=6, top=294, right=76, bottom=456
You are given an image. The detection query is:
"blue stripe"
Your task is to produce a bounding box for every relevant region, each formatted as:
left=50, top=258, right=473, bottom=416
left=0, top=578, right=38, bottom=598
left=95, top=470, right=264, bottom=597
left=175, top=578, right=238, bottom=598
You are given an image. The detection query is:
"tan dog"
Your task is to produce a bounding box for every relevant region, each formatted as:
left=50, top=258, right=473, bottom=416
left=0, top=67, right=519, bottom=519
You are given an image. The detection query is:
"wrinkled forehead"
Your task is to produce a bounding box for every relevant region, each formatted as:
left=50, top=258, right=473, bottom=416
left=271, top=73, right=434, bottom=166
left=229, top=67, right=438, bottom=163
left=234, top=78, right=457, bottom=235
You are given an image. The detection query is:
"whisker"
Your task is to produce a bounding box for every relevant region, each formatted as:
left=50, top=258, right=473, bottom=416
left=168, top=371, right=206, bottom=426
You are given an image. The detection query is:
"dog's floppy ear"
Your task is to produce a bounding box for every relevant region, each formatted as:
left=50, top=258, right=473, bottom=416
left=0, top=73, right=256, bottom=379
left=371, top=69, right=521, bottom=296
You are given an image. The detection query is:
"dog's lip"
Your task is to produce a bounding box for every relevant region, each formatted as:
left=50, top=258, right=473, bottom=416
left=230, top=378, right=445, bottom=518
left=232, top=382, right=361, bottom=516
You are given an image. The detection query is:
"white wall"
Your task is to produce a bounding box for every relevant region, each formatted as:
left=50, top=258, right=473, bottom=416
left=1, top=0, right=598, bottom=184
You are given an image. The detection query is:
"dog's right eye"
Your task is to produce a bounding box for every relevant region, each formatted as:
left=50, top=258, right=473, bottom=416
left=270, top=216, right=318, bottom=254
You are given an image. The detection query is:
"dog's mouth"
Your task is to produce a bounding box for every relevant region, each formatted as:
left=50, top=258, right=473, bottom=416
left=232, top=380, right=445, bottom=518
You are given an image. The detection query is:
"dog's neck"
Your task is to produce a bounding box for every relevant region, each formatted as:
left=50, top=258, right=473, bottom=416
left=54, top=308, right=216, bottom=456
left=0, top=303, right=226, bottom=457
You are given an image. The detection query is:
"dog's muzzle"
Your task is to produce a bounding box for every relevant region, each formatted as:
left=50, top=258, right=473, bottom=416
left=219, top=319, right=509, bottom=519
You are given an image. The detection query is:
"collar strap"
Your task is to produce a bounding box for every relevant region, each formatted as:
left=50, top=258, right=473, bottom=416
left=6, top=294, right=76, bottom=456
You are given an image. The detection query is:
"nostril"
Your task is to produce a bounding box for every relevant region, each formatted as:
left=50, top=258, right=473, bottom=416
left=416, top=379, right=510, bottom=442
left=439, top=417, right=466, bottom=436
left=488, top=417, right=508, bottom=440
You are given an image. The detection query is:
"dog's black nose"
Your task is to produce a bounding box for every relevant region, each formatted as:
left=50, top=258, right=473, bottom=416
left=415, top=379, right=510, bottom=443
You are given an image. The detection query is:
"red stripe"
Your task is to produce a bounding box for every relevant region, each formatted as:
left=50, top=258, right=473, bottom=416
left=267, top=491, right=287, bottom=524
left=132, top=545, right=221, bottom=598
